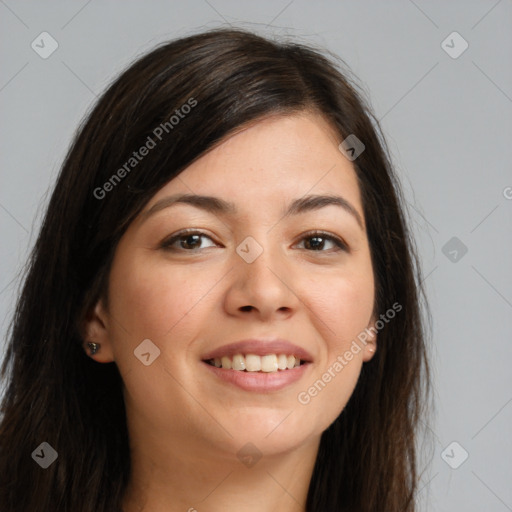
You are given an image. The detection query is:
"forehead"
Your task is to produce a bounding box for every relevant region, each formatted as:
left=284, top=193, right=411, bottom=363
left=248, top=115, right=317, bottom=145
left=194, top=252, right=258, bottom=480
left=150, top=112, right=363, bottom=214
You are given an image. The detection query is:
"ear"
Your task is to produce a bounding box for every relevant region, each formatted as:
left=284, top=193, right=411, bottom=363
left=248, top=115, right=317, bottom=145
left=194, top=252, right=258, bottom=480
left=362, top=314, right=378, bottom=363
left=82, top=299, right=115, bottom=363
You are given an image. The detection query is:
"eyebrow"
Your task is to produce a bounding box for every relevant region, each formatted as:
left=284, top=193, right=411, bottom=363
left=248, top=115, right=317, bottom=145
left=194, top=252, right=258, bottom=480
left=141, top=193, right=364, bottom=230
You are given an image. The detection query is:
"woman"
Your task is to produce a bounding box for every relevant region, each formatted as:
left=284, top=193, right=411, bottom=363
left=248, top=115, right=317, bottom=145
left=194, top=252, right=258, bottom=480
left=0, top=28, right=431, bottom=511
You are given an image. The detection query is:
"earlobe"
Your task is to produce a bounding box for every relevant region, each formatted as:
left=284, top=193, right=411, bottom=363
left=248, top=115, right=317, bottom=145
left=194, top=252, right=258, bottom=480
left=362, top=314, right=378, bottom=362
left=82, top=300, right=115, bottom=363
left=362, top=340, right=377, bottom=362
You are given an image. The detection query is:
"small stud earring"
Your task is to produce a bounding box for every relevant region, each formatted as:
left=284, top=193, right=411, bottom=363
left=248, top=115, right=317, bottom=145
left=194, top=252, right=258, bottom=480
left=367, top=346, right=376, bottom=353
left=87, top=342, right=100, bottom=355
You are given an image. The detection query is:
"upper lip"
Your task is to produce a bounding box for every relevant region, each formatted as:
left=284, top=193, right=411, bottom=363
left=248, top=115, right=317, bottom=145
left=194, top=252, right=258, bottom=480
left=201, top=339, right=314, bottom=362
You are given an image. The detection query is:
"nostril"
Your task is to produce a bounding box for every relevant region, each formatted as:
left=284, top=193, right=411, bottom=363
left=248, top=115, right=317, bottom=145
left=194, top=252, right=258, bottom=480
left=240, top=305, right=253, bottom=312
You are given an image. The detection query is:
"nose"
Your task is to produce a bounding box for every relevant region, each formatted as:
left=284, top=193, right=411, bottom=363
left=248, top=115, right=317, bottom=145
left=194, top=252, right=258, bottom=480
left=223, top=241, right=300, bottom=321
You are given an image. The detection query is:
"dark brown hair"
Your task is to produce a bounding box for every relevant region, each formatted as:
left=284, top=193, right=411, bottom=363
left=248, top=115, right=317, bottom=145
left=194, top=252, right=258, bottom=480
left=0, top=27, right=431, bottom=511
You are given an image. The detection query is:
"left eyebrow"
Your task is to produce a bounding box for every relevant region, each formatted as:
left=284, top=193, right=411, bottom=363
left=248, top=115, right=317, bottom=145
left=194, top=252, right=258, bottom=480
left=141, top=193, right=364, bottom=230
left=283, top=194, right=364, bottom=230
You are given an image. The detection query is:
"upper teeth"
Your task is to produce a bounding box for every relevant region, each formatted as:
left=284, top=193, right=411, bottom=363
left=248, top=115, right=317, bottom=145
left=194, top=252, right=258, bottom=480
left=210, top=354, right=301, bottom=372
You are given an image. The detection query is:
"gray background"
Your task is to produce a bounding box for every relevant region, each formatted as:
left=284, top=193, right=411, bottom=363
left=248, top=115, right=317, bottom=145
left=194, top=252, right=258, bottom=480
left=1, top=1, right=511, bottom=510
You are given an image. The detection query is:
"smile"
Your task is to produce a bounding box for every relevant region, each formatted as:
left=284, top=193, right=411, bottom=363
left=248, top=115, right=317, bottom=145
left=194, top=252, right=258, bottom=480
left=204, top=353, right=306, bottom=372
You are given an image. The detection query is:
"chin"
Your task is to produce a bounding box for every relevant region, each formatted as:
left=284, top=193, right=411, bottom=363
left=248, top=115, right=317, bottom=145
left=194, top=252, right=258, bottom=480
left=217, top=410, right=316, bottom=455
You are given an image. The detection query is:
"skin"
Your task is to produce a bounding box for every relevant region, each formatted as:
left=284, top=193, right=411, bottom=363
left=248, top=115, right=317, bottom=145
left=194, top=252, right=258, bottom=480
left=84, top=111, right=377, bottom=512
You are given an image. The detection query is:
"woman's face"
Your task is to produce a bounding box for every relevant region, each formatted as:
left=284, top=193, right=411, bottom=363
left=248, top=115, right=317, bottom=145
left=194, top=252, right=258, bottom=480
left=88, top=111, right=377, bottom=460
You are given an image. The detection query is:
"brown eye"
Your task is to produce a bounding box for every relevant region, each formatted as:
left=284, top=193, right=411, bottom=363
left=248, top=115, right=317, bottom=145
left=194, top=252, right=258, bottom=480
left=160, top=230, right=217, bottom=251
left=297, top=231, right=348, bottom=252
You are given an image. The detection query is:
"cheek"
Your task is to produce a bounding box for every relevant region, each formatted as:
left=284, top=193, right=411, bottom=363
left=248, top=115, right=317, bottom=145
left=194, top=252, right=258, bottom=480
left=297, top=281, right=372, bottom=428
left=107, top=253, right=219, bottom=342
left=297, top=267, right=374, bottom=425
left=308, top=270, right=374, bottom=348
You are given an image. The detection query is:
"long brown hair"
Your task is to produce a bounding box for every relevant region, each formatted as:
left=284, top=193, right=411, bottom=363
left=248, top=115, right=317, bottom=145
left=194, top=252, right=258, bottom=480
left=0, top=28, right=431, bottom=511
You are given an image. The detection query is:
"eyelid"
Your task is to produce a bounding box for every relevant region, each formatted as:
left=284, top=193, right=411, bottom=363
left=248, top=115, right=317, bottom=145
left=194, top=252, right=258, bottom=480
left=160, top=228, right=349, bottom=253
left=294, top=230, right=349, bottom=252
left=159, top=228, right=219, bottom=250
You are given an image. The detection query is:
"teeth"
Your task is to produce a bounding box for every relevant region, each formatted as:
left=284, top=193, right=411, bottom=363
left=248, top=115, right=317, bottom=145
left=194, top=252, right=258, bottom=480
left=208, top=353, right=304, bottom=372
left=261, top=354, right=278, bottom=372
left=245, top=354, right=261, bottom=372
left=232, top=354, right=246, bottom=371
left=221, top=356, right=232, bottom=369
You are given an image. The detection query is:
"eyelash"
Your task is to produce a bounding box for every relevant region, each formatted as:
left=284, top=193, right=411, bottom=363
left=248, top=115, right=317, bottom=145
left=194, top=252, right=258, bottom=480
left=160, top=229, right=348, bottom=253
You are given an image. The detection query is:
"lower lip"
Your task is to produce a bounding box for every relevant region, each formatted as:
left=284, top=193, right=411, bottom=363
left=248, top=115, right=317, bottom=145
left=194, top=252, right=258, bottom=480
left=202, top=361, right=311, bottom=392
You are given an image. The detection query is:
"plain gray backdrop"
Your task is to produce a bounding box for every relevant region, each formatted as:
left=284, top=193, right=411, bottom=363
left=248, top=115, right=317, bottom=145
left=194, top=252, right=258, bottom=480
left=1, top=1, right=511, bottom=511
